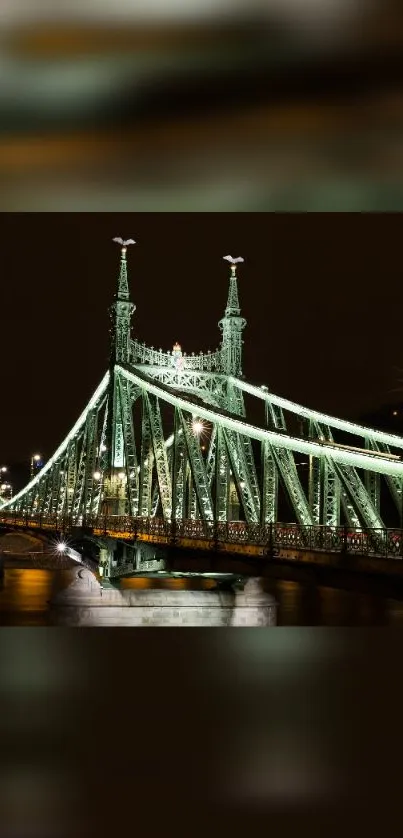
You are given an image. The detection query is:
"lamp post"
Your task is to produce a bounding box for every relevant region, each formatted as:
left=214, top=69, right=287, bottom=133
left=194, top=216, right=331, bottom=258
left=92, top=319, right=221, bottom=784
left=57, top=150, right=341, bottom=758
left=0, top=481, right=12, bottom=502
left=0, top=467, right=10, bottom=503
left=30, top=454, right=42, bottom=479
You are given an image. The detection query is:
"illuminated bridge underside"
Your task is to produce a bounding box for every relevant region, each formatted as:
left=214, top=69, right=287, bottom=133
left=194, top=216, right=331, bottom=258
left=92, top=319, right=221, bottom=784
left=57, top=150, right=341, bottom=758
left=3, top=364, right=403, bottom=537
left=2, top=245, right=403, bottom=557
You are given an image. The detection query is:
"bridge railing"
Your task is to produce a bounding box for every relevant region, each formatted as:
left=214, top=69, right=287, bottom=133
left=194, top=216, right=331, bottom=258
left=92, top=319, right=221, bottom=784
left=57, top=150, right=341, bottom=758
left=1, top=511, right=403, bottom=560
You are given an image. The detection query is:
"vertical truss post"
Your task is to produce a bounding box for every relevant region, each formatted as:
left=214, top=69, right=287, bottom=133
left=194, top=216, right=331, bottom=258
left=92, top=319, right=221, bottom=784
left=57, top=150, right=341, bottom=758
left=145, top=393, right=172, bottom=520
left=364, top=439, right=380, bottom=513
left=261, top=440, right=278, bottom=524
left=206, top=426, right=217, bottom=486
left=309, top=455, right=322, bottom=525
left=118, top=376, right=140, bottom=516
left=72, top=426, right=89, bottom=522
left=171, top=409, right=180, bottom=520
left=322, top=459, right=341, bottom=526
left=91, top=400, right=108, bottom=517
left=223, top=428, right=259, bottom=523
left=65, top=440, right=77, bottom=517
left=139, top=393, right=154, bottom=518
left=83, top=411, right=98, bottom=518
left=171, top=420, right=187, bottom=520
left=187, top=469, right=197, bottom=520
left=215, top=426, right=229, bottom=522
left=179, top=411, right=214, bottom=521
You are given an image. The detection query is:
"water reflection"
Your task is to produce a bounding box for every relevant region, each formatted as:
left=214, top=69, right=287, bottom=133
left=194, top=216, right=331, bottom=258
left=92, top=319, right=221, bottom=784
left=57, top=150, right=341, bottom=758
left=0, top=563, right=74, bottom=626
left=264, top=575, right=403, bottom=626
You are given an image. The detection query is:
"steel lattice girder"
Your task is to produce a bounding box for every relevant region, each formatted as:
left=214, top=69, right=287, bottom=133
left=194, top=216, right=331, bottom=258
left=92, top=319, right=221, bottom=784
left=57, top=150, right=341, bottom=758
left=139, top=395, right=154, bottom=518
left=6, top=360, right=403, bottom=531
left=178, top=410, right=214, bottom=522
left=117, top=375, right=140, bottom=516
left=144, top=393, right=172, bottom=520
left=261, top=440, right=278, bottom=524
left=266, top=400, right=312, bottom=526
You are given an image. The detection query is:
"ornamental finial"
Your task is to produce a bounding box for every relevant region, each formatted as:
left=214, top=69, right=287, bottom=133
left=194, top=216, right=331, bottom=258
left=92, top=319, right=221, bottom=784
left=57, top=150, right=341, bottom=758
left=223, top=254, right=244, bottom=275
left=113, top=237, right=136, bottom=257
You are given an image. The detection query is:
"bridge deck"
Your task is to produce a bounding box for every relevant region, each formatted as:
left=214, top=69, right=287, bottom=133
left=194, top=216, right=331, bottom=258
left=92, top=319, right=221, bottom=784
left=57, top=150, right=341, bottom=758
left=2, top=514, right=403, bottom=562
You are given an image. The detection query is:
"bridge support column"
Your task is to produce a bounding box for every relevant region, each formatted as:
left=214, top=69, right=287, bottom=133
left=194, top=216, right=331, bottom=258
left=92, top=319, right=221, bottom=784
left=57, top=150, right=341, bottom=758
left=230, top=578, right=277, bottom=626
left=99, top=542, right=116, bottom=579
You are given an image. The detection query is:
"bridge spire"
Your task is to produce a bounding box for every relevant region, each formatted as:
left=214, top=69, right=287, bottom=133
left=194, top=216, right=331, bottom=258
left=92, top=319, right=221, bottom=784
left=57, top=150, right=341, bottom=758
left=219, top=256, right=247, bottom=376
left=110, top=238, right=136, bottom=364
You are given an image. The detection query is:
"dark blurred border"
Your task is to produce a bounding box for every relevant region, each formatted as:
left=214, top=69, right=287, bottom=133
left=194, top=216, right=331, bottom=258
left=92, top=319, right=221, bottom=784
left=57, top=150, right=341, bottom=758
left=0, top=629, right=403, bottom=835
left=2, top=2, right=403, bottom=210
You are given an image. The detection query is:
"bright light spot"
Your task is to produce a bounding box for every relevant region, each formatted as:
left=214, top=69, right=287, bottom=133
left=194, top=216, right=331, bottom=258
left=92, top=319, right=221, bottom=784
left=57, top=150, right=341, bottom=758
left=118, top=472, right=125, bottom=480
left=192, top=420, right=204, bottom=435
left=240, top=481, right=246, bottom=489
left=100, top=444, right=107, bottom=452
left=33, top=454, right=41, bottom=461
left=93, top=471, right=101, bottom=480
left=393, top=411, right=398, bottom=417
left=0, top=467, right=7, bottom=473
left=56, top=542, right=67, bottom=553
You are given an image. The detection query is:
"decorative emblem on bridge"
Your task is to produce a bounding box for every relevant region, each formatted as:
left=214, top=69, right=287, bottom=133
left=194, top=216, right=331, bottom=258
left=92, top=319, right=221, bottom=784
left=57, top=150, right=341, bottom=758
left=172, top=341, right=184, bottom=371
left=223, top=255, right=244, bottom=275
left=113, top=237, right=136, bottom=254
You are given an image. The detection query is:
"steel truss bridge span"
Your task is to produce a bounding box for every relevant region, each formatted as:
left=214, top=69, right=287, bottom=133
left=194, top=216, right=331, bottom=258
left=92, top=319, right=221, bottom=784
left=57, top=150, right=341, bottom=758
left=233, top=377, right=403, bottom=451
left=1, top=241, right=403, bottom=571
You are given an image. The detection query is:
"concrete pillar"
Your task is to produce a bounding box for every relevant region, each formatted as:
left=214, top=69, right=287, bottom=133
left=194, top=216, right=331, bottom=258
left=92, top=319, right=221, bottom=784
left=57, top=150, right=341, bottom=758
left=231, top=577, right=277, bottom=626
left=99, top=544, right=115, bottom=578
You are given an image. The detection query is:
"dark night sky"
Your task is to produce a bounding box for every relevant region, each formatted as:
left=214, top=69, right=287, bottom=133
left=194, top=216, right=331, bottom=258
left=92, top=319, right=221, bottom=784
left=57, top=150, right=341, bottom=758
left=0, top=213, right=401, bottom=467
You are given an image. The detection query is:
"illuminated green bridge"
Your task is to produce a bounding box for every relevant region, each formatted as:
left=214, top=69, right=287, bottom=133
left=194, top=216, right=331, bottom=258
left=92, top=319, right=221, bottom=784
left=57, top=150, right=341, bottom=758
left=2, top=240, right=403, bottom=579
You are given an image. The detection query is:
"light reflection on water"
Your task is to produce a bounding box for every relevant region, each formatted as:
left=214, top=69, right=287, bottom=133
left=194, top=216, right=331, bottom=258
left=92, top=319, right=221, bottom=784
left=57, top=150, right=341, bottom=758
left=2, top=557, right=403, bottom=625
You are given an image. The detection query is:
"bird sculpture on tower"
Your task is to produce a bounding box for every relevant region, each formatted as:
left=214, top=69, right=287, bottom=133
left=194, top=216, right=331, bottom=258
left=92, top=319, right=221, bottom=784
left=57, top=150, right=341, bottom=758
left=223, top=255, right=244, bottom=264
left=113, top=237, right=136, bottom=248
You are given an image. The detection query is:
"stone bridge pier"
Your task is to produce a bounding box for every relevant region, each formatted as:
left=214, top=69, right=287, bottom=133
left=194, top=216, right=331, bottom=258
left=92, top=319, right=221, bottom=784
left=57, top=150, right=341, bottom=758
left=50, top=568, right=277, bottom=627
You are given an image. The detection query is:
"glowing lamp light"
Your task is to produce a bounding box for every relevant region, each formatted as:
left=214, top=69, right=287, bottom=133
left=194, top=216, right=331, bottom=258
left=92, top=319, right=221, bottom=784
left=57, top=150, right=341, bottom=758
left=56, top=542, right=67, bottom=554
left=93, top=471, right=101, bottom=480
left=118, top=472, right=125, bottom=480
left=192, top=419, right=204, bottom=435
left=0, top=466, right=7, bottom=473
left=33, top=454, right=41, bottom=462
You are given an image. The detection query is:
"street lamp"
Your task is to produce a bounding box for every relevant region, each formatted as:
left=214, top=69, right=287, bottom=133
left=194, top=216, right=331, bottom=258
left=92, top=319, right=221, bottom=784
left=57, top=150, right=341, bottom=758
left=0, top=482, right=12, bottom=501
left=30, top=453, right=42, bottom=479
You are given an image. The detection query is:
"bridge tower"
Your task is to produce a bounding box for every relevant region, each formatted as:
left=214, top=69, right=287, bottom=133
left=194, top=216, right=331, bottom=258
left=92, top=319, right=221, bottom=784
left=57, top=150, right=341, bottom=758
left=103, top=239, right=136, bottom=515
left=218, top=257, right=249, bottom=519
left=219, top=256, right=247, bottom=378
left=110, top=240, right=136, bottom=365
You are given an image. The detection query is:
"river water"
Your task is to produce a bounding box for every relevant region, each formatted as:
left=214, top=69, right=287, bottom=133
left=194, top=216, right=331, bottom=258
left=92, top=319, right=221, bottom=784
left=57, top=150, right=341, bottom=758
left=2, top=554, right=403, bottom=625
